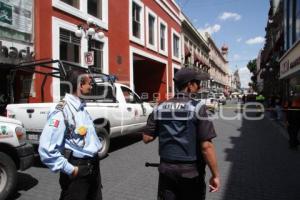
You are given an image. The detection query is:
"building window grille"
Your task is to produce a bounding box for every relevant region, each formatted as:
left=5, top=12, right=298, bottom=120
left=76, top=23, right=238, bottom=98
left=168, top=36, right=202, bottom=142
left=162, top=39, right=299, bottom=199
left=132, top=2, right=141, bottom=38
left=88, top=0, right=102, bottom=20
left=173, top=34, right=180, bottom=58
left=90, top=40, right=104, bottom=72
left=148, top=14, right=155, bottom=45
left=59, top=28, right=81, bottom=63
left=160, top=24, right=166, bottom=51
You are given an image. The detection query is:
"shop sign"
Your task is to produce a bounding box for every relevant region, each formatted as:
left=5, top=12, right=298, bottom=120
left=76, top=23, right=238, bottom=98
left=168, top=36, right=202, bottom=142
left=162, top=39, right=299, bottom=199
left=290, top=56, right=300, bottom=69
left=0, top=0, right=33, bottom=34
left=0, top=1, right=12, bottom=25
left=281, top=60, right=289, bottom=75
left=0, top=40, right=34, bottom=61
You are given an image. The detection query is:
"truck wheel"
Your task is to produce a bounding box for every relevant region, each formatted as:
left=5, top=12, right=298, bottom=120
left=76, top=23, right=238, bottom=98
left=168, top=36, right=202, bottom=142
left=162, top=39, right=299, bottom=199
left=0, top=152, right=17, bottom=200
left=95, top=127, right=110, bottom=159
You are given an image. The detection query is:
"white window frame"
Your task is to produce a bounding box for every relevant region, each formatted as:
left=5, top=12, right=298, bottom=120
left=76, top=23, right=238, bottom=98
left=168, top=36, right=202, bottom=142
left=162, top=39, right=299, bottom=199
left=52, top=17, right=109, bottom=102
left=52, top=0, right=108, bottom=30
left=171, top=28, right=181, bottom=62
left=145, top=7, right=158, bottom=51
left=158, top=17, right=168, bottom=56
left=129, top=0, right=145, bottom=46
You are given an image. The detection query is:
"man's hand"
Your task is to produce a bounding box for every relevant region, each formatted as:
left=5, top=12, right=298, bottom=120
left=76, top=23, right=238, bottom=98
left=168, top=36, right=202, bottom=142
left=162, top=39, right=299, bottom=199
left=72, top=166, right=79, bottom=177
left=209, top=176, right=220, bottom=192
left=201, top=140, right=220, bottom=192
left=72, top=165, right=92, bottom=178
left=143, top=134, right=155, bottom=144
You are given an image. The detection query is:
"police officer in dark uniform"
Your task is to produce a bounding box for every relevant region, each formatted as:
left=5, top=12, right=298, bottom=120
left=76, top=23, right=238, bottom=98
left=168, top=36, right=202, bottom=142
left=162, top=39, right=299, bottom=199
left=143, top=68, right=220, bottom=200
left=39, top=69, right=102, bottom=200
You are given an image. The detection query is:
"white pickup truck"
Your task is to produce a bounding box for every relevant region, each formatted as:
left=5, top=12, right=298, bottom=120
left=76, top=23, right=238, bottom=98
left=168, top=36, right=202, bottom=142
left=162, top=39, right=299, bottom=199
left=0, top=117, right=34, bottom=199
left=6, top=81, right=153, bottom=158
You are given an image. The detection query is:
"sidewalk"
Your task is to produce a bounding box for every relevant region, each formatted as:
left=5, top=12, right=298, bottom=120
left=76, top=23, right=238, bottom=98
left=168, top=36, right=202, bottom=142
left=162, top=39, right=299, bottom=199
left=205, top=105, right=300, bottom=200
left=264, top=110, right=289, bottom=140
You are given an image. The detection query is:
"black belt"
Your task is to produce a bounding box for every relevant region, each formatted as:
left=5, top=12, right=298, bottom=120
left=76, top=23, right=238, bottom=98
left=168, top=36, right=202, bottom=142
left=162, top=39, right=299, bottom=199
left=69, top=155, right=99, bottom=166
left=160, top=158, right=197, bottom=164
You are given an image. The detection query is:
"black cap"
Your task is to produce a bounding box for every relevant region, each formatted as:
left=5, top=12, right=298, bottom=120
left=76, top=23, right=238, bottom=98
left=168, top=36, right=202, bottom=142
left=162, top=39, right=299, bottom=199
left=173, top=68, right=209, bottom=86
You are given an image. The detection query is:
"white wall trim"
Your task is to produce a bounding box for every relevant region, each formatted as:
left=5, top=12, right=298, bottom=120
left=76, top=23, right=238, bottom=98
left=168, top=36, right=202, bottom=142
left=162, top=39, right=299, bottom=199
left=129, top=0, right=145, bottom=46
left=158, top=17, right=168, bottom=57
left=162, top=0, right=180, bottom=17
left=154, top=0, right=181, bottom=25
left=170, top=0, right=181, bottom=10
left=52, top=0, right=108, bottom=30
left=171, top=28, right=181, bottom=63
left=52, top=17, right=109, bottom=102
left=145, top=7, right=158, bottom=52
left=129, top=46, right=168, bottom=97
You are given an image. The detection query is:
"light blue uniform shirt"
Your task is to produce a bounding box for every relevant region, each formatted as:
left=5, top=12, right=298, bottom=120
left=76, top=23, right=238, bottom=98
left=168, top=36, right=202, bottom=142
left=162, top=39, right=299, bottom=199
left=38, top=94, right=102, bottom=175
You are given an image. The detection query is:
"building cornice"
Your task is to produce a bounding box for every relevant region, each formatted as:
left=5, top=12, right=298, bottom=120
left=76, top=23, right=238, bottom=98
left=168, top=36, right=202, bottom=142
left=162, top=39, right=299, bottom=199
left=181, top=14, right=210, bottom=53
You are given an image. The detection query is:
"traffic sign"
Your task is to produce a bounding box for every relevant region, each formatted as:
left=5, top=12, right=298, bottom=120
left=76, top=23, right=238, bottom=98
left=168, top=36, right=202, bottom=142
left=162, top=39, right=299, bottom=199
left=84, top=51, right=94, bottom=66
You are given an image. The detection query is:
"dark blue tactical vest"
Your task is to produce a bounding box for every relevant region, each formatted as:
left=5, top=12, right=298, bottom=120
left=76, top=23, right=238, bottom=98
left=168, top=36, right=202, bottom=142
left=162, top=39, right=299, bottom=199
left=154, top=96, right=204, bottom=162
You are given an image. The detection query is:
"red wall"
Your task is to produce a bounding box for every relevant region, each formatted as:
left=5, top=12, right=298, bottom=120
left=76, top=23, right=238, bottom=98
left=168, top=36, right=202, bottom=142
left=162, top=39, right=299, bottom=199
left=108, top=0, right=181, bottom=95
left=30, top=0, right=53, bottom=103
left=108, top=0, right=130, bottom=83
left=32, top=0, right=181, bottom=102
left=143, top=0, right=181, bottom=95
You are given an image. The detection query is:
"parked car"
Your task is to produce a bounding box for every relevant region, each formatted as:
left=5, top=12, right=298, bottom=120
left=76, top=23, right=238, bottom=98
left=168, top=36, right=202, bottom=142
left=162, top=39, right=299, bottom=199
left=194, top=91, right=219, bottom=113
left=215, top=93, right=226, bottom=105
left=0, top=117, right=34, bottom=200
left=7, top=72, right=153, bottom=159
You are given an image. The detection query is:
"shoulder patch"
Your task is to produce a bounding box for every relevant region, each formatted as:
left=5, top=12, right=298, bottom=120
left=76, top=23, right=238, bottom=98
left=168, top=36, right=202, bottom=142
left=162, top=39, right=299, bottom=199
left=49, top=119, right=60, bottom=128
left=55, top=100, right=67, bottom=111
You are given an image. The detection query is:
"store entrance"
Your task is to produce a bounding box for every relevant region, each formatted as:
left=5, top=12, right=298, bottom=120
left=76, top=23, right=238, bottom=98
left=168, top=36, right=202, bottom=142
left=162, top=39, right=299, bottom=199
left=0, top=65, right=12, bottom=115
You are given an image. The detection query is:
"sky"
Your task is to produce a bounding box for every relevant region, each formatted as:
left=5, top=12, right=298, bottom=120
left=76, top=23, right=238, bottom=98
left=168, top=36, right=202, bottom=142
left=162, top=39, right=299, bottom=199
left=175, top=0, right=270, bottom=88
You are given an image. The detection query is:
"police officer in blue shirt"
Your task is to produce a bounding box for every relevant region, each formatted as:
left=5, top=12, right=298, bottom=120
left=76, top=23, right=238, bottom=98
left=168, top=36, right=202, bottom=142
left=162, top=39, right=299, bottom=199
left=39, top=69, right=102, bottom=200
left=143, top=68, right=220, bottom=200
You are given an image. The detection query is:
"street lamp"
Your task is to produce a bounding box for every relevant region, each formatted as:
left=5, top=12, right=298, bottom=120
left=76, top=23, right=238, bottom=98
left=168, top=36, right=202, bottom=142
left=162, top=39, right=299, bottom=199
left=269, top=67, right=273, bottom=72
left=75, top=18, right=105, bottom=69
left=75, top=18, right=105, bottom=40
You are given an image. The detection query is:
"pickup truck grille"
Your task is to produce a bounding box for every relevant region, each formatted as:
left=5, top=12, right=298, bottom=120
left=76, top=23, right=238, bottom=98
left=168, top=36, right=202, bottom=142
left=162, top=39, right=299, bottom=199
left=26, top=132, right=41, bottom=144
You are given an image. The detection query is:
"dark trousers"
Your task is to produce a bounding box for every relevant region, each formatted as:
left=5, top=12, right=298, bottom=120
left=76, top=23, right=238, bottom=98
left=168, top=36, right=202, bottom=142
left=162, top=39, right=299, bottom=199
left=59, top=157, right=102, bottom=200
left=288, top=125, right=300, bottom=147
left=158, top=172, right=206, bottom=200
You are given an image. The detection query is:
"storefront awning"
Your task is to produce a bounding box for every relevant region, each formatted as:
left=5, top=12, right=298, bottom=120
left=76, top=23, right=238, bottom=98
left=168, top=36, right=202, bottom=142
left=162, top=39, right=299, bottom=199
left=194, top=53, right=202, bottom=64
left=184, top=44, right=191, bottom=57
left=280, top=64, right=300, bottom=79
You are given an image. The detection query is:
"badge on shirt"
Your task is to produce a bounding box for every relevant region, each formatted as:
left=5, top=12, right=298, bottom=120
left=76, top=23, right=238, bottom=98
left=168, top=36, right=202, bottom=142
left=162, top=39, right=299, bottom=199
left=77, top=126, right=87, bottom=136
left=49, top=119, right=60, bottom=128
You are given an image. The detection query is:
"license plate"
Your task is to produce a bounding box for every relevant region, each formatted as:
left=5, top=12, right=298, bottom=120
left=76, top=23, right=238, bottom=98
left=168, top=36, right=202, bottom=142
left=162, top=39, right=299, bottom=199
left=27, top=134, right=39, bottom=141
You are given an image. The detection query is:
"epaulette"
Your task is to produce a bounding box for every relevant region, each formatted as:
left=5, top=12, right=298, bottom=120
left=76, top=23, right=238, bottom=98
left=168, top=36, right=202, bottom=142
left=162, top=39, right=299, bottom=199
left=55, top=100, right=67, bottom=111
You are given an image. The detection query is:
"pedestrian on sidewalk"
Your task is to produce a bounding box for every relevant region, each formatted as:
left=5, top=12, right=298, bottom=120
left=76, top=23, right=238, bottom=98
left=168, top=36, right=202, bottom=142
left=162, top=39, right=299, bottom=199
left=285, top=93, right=300, bottom=150
left=275, top=95, right=282, bottom=121
left=39, top=69, right=103, bottom=200
left=143, top=68, right=220, bottom=200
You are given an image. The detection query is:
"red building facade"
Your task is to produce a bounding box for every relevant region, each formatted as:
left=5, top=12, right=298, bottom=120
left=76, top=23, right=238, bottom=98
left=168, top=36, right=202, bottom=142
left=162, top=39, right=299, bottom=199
left=31, top=0, right=182, bottom=103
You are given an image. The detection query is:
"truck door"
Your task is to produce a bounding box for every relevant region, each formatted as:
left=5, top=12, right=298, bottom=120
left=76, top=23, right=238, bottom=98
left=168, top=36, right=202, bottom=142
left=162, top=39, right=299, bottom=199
left=120, top=86, right=145, bottom=134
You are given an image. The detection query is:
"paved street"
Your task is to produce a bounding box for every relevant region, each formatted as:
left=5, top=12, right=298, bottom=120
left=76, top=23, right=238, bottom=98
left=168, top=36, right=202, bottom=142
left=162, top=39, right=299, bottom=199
left=8, top=102, right=300, bottom=200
